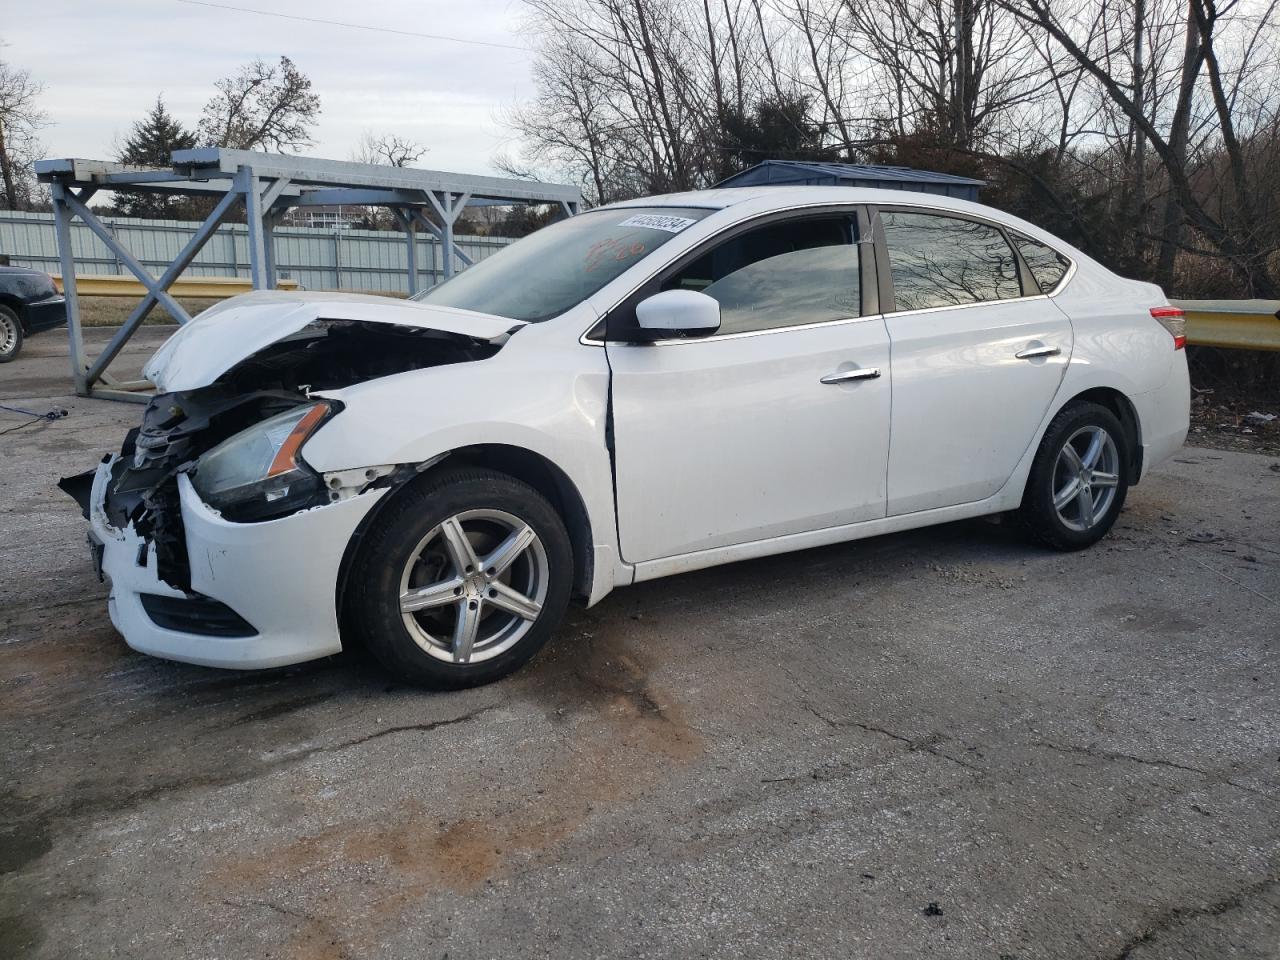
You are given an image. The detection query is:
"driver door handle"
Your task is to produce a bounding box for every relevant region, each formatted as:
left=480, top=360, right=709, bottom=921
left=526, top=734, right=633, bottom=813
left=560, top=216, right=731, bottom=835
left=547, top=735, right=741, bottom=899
left=1015, top=345, right=1061, bottom=360
left=821, top=367, right=881, bottom=384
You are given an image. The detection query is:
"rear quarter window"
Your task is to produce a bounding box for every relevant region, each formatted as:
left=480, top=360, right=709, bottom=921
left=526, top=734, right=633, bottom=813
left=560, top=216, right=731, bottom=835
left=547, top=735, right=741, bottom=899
left=1012, top=234, right=1072, bottom=293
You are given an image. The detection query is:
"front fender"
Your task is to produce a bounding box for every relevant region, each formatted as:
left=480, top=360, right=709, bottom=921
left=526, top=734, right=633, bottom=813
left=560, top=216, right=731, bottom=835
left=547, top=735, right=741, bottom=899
left=300, top=336, right=623, bottom=602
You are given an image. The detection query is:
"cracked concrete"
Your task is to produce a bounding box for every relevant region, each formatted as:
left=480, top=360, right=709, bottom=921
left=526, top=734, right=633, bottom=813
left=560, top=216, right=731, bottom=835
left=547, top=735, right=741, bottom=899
left=1112, top=876, right=1280, bottom=959
left=2, top=326, right=1279, bottom=959
left=788, top=678, right=986, bottom=775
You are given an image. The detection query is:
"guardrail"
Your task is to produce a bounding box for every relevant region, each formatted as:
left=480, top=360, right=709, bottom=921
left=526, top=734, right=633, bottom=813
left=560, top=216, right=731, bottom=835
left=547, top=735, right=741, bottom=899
left=53, top=274, right=299, bottom=298
left=1172, top=299, right=1280, bottom=351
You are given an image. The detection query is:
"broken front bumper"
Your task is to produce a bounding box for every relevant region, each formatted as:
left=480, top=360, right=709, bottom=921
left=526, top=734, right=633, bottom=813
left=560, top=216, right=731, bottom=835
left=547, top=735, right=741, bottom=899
left=89, top=456, right=386, bottom=670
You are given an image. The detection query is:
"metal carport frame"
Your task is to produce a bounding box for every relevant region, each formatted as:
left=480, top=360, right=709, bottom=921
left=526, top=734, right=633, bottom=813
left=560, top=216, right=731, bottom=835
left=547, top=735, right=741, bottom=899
left=36, top=149, right=581, bottom=402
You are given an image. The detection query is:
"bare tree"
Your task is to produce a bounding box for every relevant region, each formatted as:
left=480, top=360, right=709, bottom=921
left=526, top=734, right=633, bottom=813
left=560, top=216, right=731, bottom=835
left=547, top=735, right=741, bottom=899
left=198, top=56, right=321, bottom=152
left=837, top=0, right=1053, bottom=152
left=354, top=131, right=428, bottom=167
left=504, top=0, right=1279, bottom=297
left=502, top=34, right=648, bottom=203
left=508, top=0, right=820, bottom=198
left=0, top=51, right=46, bottom=211
left=999, top=0, right=1280, bottom=296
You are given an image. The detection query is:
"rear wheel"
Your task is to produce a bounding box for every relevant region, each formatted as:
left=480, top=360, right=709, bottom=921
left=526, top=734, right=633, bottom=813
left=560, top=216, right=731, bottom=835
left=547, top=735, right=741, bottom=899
left=0, top=305, right=23, bottom=363
left=1018, top=401, right=1130, bottom=550
left=345, top=467, right=572, bottom=688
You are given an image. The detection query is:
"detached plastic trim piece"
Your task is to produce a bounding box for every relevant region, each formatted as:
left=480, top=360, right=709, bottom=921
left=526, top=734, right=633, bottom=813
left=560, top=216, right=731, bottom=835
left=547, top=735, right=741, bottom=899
left=139, top=592, right=259, bottom=638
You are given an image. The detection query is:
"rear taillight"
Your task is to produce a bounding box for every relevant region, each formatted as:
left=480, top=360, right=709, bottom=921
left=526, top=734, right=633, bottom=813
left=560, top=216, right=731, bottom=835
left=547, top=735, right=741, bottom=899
left=1151, top=306, right=1186, bottom=349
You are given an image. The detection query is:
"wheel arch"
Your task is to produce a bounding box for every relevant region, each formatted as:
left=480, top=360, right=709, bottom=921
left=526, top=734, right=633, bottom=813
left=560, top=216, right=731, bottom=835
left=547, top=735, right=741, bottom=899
left=1053, top=387, right=1143, bottom=484
left=442, top=444, right=595, bottom=602
left=0, top=295, right=26, bottom=326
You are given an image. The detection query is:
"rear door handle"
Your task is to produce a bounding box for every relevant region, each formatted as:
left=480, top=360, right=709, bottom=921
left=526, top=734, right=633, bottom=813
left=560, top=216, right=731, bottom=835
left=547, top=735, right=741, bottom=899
left=1015, top=345, right=1061, bottom=360
left=821, top=367, right=881, bottom=384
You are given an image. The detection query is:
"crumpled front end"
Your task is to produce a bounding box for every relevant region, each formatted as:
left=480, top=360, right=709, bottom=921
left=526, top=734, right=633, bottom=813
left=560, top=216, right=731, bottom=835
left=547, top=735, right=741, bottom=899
left=61, top=301, right=515, bottom=669
left=67, top=384, right=397, bottom=668
left=85, top=456, right=386, bottom=668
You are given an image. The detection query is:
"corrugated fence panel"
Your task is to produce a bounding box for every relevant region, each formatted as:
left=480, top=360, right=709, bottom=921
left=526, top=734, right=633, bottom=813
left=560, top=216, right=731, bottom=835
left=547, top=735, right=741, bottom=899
left=0, top=210, right=515, bottom=293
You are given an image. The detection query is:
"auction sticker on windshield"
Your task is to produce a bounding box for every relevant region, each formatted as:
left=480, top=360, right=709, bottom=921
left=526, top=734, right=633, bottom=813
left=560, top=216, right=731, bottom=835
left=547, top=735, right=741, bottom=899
left=617, top=214, right=699, bottom=233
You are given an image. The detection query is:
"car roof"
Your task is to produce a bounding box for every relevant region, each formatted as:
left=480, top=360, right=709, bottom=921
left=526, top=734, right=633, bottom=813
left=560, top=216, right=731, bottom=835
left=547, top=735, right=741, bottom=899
left=596, top=185, right=1094, bottom=265
left=599, top=184, right=1003, bottom=218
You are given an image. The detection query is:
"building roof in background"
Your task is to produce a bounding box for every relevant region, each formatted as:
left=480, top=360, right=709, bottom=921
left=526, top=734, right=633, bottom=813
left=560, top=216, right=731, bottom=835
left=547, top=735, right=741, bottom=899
left=714, top=160, right=985, bottom=200
left=716, top=159, right=985, bottom=186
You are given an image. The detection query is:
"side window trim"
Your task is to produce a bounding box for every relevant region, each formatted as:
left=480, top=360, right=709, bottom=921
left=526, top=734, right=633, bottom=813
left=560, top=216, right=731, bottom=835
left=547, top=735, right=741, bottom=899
left=866, top=204, right=895, bottom=315
left=855, top=205, right=881, bottom=318
left=1007, top=234, right=1041, bottom=297
left=872, top=205, right=1053, bottom=314
left=601, top=205, right=869, bottom=343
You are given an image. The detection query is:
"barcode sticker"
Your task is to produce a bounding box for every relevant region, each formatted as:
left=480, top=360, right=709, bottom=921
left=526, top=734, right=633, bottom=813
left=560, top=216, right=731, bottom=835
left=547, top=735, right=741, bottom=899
left=617, top=214, right=698, bottom=233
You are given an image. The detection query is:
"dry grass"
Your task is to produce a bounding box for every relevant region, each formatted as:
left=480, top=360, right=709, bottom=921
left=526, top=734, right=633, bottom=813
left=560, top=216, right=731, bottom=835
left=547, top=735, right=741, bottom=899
left=79, top=297, right=223, bottom=327
left=77, top=290, right=409, bottom=327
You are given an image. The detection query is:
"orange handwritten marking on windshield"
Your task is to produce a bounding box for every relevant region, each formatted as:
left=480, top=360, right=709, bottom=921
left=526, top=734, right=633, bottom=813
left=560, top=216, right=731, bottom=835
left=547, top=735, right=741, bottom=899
left=584, top=237, right=648, bottom=273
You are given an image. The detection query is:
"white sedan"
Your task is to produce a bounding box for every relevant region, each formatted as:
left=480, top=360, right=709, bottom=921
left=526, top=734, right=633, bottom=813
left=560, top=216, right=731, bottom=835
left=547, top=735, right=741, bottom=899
left=66, top=187, right=1190, bottom=687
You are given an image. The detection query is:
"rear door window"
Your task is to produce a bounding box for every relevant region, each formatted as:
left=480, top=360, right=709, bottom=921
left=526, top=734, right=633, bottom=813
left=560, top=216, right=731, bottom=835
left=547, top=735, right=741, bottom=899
left=880, top=210, right=1021, bottom=311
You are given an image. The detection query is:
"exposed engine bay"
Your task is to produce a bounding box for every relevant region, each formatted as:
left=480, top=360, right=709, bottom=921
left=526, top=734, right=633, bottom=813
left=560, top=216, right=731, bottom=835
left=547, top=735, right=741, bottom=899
left=215, top=318, right=499, bottom=393
left=61, top=319, right=504, bottom=592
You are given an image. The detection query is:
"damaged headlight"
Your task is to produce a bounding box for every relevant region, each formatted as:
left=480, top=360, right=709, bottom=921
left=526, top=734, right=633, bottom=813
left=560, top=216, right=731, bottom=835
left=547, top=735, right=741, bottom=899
left=191, top=402, right=333, bottom=520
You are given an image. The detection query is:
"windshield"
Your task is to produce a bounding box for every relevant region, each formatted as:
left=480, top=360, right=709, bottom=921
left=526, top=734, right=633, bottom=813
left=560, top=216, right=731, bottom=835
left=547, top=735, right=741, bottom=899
left=412, top=206, right=713, bottom=322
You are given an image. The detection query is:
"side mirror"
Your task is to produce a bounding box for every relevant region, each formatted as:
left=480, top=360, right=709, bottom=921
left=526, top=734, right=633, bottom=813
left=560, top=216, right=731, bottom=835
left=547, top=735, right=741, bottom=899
left=634, top=289, right=721, bottom=338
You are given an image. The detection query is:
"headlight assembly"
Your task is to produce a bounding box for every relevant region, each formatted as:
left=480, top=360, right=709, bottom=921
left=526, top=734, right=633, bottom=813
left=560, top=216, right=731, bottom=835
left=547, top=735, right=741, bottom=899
left=191, top=402, right=333, bottom=520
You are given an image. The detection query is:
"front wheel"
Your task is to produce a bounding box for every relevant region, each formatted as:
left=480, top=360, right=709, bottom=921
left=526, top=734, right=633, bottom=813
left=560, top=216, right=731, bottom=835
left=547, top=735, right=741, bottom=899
left=1018, top=401, right=1131, bottom=550
left=344, top=467, right=573, bottom=688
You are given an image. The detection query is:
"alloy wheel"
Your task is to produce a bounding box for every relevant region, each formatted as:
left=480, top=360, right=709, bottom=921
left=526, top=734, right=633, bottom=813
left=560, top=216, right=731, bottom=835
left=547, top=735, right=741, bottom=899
left=1052, top=425, right=1120, bottom=532
left=0, top=313, right=18, bottom=357
left=398, top=508, right=550, bottom=664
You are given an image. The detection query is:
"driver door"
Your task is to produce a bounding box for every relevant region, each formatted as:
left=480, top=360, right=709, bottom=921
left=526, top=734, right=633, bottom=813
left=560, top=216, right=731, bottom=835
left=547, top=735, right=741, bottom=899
left=605, top=212, right=892, bottom=565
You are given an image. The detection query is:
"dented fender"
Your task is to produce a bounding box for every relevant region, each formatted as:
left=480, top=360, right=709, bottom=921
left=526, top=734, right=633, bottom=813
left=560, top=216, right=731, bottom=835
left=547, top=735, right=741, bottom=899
left=302, top=321, right=626, bottom=603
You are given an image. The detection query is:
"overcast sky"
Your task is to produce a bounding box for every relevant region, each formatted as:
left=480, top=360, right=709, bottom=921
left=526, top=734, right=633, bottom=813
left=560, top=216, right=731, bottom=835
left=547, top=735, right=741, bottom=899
left=1, top=0, right=537, bottom=175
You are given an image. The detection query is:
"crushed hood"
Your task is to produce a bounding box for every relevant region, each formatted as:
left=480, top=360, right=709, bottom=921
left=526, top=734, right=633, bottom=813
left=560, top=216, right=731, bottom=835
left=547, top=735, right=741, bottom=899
left=144, top=291, right=522, bottom=392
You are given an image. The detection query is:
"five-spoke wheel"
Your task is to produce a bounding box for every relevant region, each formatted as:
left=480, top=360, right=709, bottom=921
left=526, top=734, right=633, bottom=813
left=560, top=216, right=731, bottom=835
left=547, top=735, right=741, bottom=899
left=1019, top=401, right=1131, bottom=550
left=1052, top=425, right=1121, bottom=532
left=399, top=510, right=550, bottom=664
left=345, top=467, right=572, bottom=688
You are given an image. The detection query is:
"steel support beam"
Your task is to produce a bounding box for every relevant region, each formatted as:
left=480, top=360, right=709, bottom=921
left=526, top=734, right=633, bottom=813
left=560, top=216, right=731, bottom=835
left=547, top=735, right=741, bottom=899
left=392, top=209, right=420, bottom=295
left=86, top=187, right=241, bottom=386
left=50, top=183, right=89, bottom=396
left=239, top=166, right=270, bottom=290
left=404, top=208, right=472, bottom=284
left=262, top=216, right=277, bottom=287
left=37, top=148, right=582, bottom=402
left=62, top=190, right=191, bottom=323
left=170, top=147, right=582, bottom=204
left=258, top=177, right=291, bottom=289
left=418, top=191, right=474, bottom=279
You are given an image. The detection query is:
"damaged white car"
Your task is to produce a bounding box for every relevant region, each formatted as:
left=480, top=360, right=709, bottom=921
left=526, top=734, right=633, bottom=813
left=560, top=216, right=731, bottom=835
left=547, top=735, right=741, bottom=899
left=63, top=187, right=1190, bottom=687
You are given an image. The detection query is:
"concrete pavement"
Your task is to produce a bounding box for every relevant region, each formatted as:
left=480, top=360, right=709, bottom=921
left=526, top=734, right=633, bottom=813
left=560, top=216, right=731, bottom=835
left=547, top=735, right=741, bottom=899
left=2, top=325, right=1277, bottom=959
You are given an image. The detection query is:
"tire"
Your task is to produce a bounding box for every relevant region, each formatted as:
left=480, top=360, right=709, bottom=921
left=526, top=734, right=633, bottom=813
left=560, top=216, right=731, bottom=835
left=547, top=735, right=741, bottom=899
left=344, top=467, right=573, bottom=688
left=1017, top=401, right=1131, bottom=551
left=0, top=305, right=23, bottom=363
